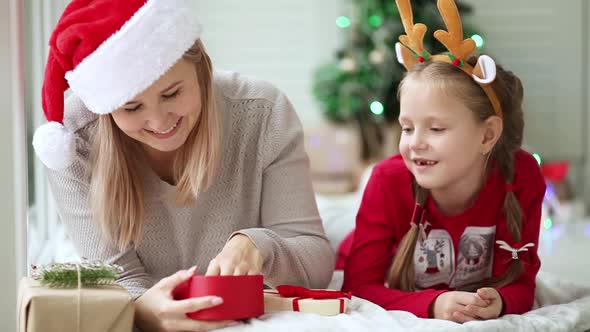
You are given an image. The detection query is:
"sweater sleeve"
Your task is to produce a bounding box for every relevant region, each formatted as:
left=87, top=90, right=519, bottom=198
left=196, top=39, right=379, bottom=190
left=235, top=92, right=334, bottom=289
left=46, top=138, right=153, bottom=300
left=342, top=168, right=446, bottom=318
left=496, top=159, right=546, bottom=314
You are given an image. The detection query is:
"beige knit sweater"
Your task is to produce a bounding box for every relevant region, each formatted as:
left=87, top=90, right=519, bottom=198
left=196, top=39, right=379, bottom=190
left=46, top=71, right=334, bottom=299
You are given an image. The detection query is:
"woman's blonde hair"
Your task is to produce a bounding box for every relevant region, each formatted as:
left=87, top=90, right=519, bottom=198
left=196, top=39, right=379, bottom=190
left=89, top=40, right=220, bottom=250
left=386, top=55, right=525, bottom=292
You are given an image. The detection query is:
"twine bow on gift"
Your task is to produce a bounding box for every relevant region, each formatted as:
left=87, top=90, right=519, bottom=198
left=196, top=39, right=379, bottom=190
left=275, top=285, right=352, bottom=313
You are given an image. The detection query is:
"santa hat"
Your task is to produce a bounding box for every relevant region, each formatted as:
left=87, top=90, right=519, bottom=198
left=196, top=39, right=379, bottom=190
left=32, top=0, right=202, bottom=170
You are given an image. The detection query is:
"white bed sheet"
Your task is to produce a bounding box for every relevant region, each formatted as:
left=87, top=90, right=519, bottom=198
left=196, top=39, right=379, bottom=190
left=222, top=271, right=590, bottom=332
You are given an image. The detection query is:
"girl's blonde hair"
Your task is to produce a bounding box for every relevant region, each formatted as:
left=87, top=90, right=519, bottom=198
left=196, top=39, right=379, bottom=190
left=387, top=55, right=525, bottom=292
left=89, top=40, right=220, bottom=250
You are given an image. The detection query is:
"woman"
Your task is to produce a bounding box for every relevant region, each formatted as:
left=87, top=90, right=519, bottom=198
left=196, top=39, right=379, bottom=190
left=33, top=0, right=334, bottom=331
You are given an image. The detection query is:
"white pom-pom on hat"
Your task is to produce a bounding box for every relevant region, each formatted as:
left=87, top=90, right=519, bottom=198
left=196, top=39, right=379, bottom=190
left=32, top=122, right=76, bottom=170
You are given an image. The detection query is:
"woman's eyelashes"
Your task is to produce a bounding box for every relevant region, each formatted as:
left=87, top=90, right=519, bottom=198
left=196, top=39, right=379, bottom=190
left=162, top=88, right=181, bottom=100
left=123, top=89, right=182, bottom=112
left=124, top=104, right=141, bottom=113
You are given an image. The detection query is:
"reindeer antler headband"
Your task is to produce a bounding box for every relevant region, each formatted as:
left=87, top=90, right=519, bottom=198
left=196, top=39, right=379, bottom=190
left=395, top=0, right=503, bottom=118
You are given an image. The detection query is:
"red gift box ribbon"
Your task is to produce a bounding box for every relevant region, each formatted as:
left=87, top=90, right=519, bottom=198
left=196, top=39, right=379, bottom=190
left=272, top=285, right=352, bottom=314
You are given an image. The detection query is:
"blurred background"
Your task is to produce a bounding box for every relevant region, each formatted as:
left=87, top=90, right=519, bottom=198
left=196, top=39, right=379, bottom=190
left=2, top=0, right=589, bottom=328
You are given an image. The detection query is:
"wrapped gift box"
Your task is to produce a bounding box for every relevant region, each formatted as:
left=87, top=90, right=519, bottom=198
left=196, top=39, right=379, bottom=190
left=264, top=285, right=351, bottom=316
left=17, top=277, right=134, bottom=332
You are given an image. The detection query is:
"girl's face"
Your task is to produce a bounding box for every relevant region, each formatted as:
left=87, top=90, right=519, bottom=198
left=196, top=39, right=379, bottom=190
left=111, top=58, right=201, bottom=156
left=398, top=78, right=489, bottom=195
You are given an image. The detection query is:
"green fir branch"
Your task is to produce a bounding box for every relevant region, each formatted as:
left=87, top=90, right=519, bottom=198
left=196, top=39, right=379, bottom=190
left=33, top=259, right=123, bottom=288
left=39, top=266, right=119, bottom=288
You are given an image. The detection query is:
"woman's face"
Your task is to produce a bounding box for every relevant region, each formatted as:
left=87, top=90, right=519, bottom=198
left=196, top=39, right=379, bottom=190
left=111, top=58, right=202, bottom=155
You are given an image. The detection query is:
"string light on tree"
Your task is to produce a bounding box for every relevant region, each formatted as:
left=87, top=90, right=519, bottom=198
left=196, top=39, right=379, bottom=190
left=336, top=16, right=351, bottom=29
left=370, top=101, right=384, bottom=115
left=368, top=15, right=383, bottom=28
left=543, top=217, right=553, bottom=230
left=471, top=34, right=485, bottom=49
left=339, top=57, right=357, bottom=72
left=369, top=49, right=386, bottom=64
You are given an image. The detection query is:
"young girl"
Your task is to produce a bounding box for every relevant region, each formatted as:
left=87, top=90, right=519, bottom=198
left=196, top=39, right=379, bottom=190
left=341, top=0, right=546, bottom=323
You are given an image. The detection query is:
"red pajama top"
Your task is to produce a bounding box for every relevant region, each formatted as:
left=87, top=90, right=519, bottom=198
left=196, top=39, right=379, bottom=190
left=341, top=150, right=546, bottom=318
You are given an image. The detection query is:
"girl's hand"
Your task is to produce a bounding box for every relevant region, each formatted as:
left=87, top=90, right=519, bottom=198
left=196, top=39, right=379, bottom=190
left=464, top=288, right=504, bottom=320
left=206, top=234, right=263, bottom=276
left=431, top=291, right=489, bottom=323
left=135, top=267, right=239, bottom=332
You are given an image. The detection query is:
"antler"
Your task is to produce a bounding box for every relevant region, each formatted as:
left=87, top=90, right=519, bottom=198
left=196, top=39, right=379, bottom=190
left=433, top=0, right=475, bottom=60
left=395, top=0, right=503, bottom=118
left=396, top=0, right=428, bottom=56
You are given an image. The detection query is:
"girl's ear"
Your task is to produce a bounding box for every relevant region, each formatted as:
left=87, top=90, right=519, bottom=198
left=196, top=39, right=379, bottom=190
left=481, top=115, right=503, bottom=154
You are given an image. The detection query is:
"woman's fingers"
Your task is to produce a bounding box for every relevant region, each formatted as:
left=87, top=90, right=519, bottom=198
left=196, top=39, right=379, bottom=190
left=219, top=260, right=235, bottom=276
left=168, top=296, right=224, bottom=314
left=208, top=258, right=236, bottom=276
left=247, top=269, right=259, bottom=276
left=205, top=234, right=263, bottom=279
left=205, top=259, right=221, bottom=276
left=207, top=258, right=255, bottom=276
left=233, top=262, right=255, bottom=276
left=158, top=266, right=197, bottom=291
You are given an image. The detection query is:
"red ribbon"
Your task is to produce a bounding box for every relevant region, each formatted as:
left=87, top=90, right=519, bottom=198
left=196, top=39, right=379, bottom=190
left=275, top=285, right=352, bottom=313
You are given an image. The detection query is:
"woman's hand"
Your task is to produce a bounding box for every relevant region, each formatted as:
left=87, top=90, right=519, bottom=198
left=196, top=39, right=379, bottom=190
left=135, top=266, right=239, bottom=332
left=464, top=288, right=504, bottom=320
left=206, top=234, right=263, bottom=276
left=431, top=291, right=489, bottom=323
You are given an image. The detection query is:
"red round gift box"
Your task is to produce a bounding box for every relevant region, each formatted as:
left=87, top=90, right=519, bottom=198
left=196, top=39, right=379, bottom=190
left=173, top=275, right=264, bottom=321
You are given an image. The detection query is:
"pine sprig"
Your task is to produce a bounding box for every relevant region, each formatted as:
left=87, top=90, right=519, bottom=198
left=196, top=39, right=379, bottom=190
left=39, top=267, right=118, bottom=288
left=32, top=258, right=123, bottom=288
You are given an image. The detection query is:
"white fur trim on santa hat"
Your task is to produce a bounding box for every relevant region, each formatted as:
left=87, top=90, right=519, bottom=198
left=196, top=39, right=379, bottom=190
left=32, top=122, right=77, bottom=170
left=65, top=0, right=202, bottom=115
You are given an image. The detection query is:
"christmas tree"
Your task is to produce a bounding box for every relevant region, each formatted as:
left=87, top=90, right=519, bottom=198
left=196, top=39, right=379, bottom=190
left=312, top=0, right=483, bottom=160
